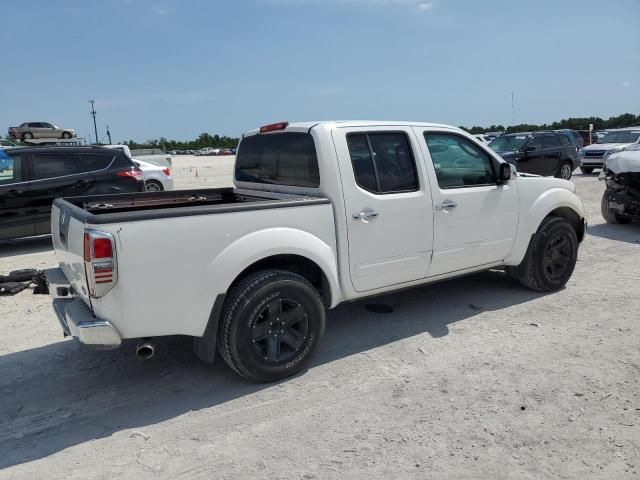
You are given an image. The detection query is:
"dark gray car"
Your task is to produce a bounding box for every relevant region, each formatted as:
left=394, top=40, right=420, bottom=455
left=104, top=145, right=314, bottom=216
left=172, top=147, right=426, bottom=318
left=488, top=131, right=578, bottom=180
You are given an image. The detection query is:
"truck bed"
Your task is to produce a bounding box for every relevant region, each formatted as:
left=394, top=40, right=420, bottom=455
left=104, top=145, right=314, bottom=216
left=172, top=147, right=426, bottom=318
left=55, top=187, right=329, bottom=224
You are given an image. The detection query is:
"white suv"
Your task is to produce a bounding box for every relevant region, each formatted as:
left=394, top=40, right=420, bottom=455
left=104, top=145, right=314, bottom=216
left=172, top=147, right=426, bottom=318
left=578, top=127, right=640, bottom=173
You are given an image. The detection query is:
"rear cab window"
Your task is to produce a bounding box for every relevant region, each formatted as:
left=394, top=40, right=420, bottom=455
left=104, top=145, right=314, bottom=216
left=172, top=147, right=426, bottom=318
left=235, top=132, right=320, bottom=187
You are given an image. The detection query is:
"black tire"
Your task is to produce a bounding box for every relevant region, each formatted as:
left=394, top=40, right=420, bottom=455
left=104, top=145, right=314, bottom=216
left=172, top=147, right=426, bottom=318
left=514, top=217, right=578, bottom=292
left=556, top=161, right=573, bottom=180
left=145, top=180, right=164, bottom=192
left=580, top=166, right=594, bottom=174
left=218, top=269, right=326, bottom=383
left=61, top=131, right=72, bottom=139
left=601, top=193, right=631, bottom=224
left=22, top=132, right=33, bottom=140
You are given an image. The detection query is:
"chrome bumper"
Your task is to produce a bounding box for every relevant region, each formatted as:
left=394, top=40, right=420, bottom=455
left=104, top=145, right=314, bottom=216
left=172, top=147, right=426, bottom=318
left=46, top=268, right=122, bottom=348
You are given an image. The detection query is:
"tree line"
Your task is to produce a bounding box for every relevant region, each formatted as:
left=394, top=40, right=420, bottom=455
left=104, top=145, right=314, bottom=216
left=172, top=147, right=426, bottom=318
left=122, top=132, right=239, bottom=151
left=460, top=113, right=640, bottom=135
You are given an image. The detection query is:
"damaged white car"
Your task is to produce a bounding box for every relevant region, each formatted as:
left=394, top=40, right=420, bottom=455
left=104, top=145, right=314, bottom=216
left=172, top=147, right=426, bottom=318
left=600, top=144, right=640, bottom=224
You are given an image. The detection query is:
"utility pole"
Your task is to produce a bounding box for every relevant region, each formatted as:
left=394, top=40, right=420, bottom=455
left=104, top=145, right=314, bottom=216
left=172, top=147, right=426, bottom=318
left=511, top=92, right=515, bottom=127
left=89, top=99, right=99, bottom=144
left=106, top=125, right=112, bottom=145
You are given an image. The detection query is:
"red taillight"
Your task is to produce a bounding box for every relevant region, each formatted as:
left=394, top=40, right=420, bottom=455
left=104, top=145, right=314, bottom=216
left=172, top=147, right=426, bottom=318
left=117, top=168, right=144, bottom=182
left=259, top=121, right=289, bottom=133
left=83, top=230, right=117, bottom=297
left=162, top=167, right=170, bottom=176
left=93, top=238, right=113, bottom=259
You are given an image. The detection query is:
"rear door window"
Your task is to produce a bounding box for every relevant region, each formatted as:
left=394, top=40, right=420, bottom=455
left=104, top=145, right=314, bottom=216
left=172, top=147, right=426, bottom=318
left=0, top=151, right=23, bottom=185
left=542, top=135, right=561, bottom=148
left=30, top=153, right=84, bottom=180
left=235, top=132, right=320, bottom=187
left=79, top=153, right=115, bottom=171
left=347, top=132, right=418, bottom=194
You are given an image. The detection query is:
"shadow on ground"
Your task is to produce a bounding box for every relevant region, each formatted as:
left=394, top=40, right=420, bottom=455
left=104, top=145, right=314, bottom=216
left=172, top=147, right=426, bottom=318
left=0, top=236, right=53, bottom=259
left=587, top=222, right=640, bottom=245
left=0, top=270, right=546, bottom=469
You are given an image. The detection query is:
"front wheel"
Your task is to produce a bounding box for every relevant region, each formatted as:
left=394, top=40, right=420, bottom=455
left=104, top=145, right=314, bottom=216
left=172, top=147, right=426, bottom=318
left=218, top=270, right=326, bottom=382
left=601, top=193, right=631, bottom=224
left=556, top=161, right=573, bottom=180
left=514, top=217, right=578, bottom=292
left=61, top=131, right=72, bottom=139
left=22, top=132, right=33, bottom=140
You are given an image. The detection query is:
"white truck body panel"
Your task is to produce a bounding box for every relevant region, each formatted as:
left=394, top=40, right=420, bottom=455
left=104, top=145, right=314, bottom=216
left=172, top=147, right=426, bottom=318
left=48, top=120, right=585, bottom=349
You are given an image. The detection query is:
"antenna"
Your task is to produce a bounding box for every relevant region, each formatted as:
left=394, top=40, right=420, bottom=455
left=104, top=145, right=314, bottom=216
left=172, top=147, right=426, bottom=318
left=89, top=99, right=99, bottom=144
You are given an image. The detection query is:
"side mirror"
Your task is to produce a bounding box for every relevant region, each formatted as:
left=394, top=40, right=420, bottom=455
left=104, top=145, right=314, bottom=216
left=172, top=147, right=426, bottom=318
left=498, top=162, right=512, bottom=183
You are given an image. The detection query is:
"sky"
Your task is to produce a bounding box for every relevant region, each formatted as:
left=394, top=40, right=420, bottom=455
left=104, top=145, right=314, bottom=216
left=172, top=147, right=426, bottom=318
left=1, top=0, right=638, bottom=143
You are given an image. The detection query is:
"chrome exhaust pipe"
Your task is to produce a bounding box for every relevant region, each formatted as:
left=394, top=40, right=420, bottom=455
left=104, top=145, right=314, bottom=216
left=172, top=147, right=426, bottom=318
left=136, top=339, right=155, bottom=360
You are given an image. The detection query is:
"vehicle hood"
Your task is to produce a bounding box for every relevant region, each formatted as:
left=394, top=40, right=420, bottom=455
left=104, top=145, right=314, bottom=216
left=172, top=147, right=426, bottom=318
left=516, top=173, right=576, bottom=193
left=583, top=142, right=633, bottom=151
left=605, top=149, right=640, bottom=174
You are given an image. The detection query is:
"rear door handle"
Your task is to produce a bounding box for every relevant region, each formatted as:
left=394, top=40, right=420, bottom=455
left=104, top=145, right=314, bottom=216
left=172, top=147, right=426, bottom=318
left=435, top=200, right=458, bottom=210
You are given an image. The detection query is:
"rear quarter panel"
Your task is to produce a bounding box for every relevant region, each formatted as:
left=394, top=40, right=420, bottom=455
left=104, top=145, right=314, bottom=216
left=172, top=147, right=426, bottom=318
left=87, top=203, right=337, bottom=339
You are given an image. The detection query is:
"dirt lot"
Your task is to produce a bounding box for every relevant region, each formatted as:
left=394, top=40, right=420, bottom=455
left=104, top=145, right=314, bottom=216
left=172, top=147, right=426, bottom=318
left=0, top=157, right=638, bottom=479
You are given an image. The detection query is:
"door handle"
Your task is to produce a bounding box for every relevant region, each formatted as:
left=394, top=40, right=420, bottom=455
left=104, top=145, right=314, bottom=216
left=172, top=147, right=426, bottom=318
left=352, top=210, right=379, bottom=221
left=8, top=189, right=23, bottom=196
left=435, top=200, right=458, bottom=210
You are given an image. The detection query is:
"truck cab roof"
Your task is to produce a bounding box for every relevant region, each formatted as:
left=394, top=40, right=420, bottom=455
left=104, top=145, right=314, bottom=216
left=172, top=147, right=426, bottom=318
left=243, top=120, right=456, bottom=137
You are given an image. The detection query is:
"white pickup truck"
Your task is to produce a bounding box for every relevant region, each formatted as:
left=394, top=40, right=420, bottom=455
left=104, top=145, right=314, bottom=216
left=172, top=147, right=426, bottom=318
left=46, top=121, right=586, bottom=382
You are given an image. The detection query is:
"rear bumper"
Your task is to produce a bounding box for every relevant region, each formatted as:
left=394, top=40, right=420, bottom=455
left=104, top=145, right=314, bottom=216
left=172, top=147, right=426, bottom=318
left=46, top=268, right=122, bottom=348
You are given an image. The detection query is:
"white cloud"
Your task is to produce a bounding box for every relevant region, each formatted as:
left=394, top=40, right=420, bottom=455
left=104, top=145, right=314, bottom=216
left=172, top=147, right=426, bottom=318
left=417, top=2, right=433, bottom=10
left=622, top=81, right=631, bottom=87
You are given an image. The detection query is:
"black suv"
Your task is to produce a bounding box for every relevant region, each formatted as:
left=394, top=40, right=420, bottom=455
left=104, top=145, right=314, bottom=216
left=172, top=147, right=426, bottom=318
left=487, top=132, right=578, bottom=180
left=0, top=146, right=144, bottom=240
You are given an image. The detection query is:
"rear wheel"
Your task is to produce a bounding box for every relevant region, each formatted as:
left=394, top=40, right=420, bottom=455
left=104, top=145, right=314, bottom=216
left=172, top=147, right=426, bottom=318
left=513, top=217, right=578, bottom=292
left=218, top=270, right=326, bottom=383
left=557, top=161, right=573, bottom=180
left=145, top=180, right=164, bottom=192
left=580, top=166, right=594, bottom=174
left=601, top=193, right=631, bottom=224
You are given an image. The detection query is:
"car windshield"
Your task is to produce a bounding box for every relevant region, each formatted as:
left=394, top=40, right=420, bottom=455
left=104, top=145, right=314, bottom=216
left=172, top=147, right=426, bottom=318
left=488, top=135, right=528, bottom=152
left=597, top=131, right=640, bottom=144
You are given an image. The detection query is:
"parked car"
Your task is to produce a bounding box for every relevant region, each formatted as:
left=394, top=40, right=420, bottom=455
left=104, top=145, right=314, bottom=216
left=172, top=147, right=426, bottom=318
left=474, top=134, right=492, bottom=145
left=577, top=127, right=640, bottom=174
left=0, top=146, right=144, bottom=240
left=45, top=120, right=585, bottom=382
left=8, top=122, right=76, bottom=140
left=133, top=159, right=173, bottom=191
left=488, top=131, right=578, bottom=180
left=600, top=144, right=640, bottom=224
left=0, top=139, right=17, bottom=149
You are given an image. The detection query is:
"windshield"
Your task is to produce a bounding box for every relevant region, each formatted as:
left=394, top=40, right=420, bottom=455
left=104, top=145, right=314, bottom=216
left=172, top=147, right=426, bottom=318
left=597, top=131, right=640, bottom=144
left=488, top=135, right=528, bottom=152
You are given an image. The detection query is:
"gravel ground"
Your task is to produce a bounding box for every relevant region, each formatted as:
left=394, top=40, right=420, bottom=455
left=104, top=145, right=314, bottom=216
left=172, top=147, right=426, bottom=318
left=0, top=157, right=638, bottom=479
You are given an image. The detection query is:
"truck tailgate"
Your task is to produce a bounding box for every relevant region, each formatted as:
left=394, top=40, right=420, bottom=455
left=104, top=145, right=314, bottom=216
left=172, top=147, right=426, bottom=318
left=51, top=201, right=91, bottom=302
